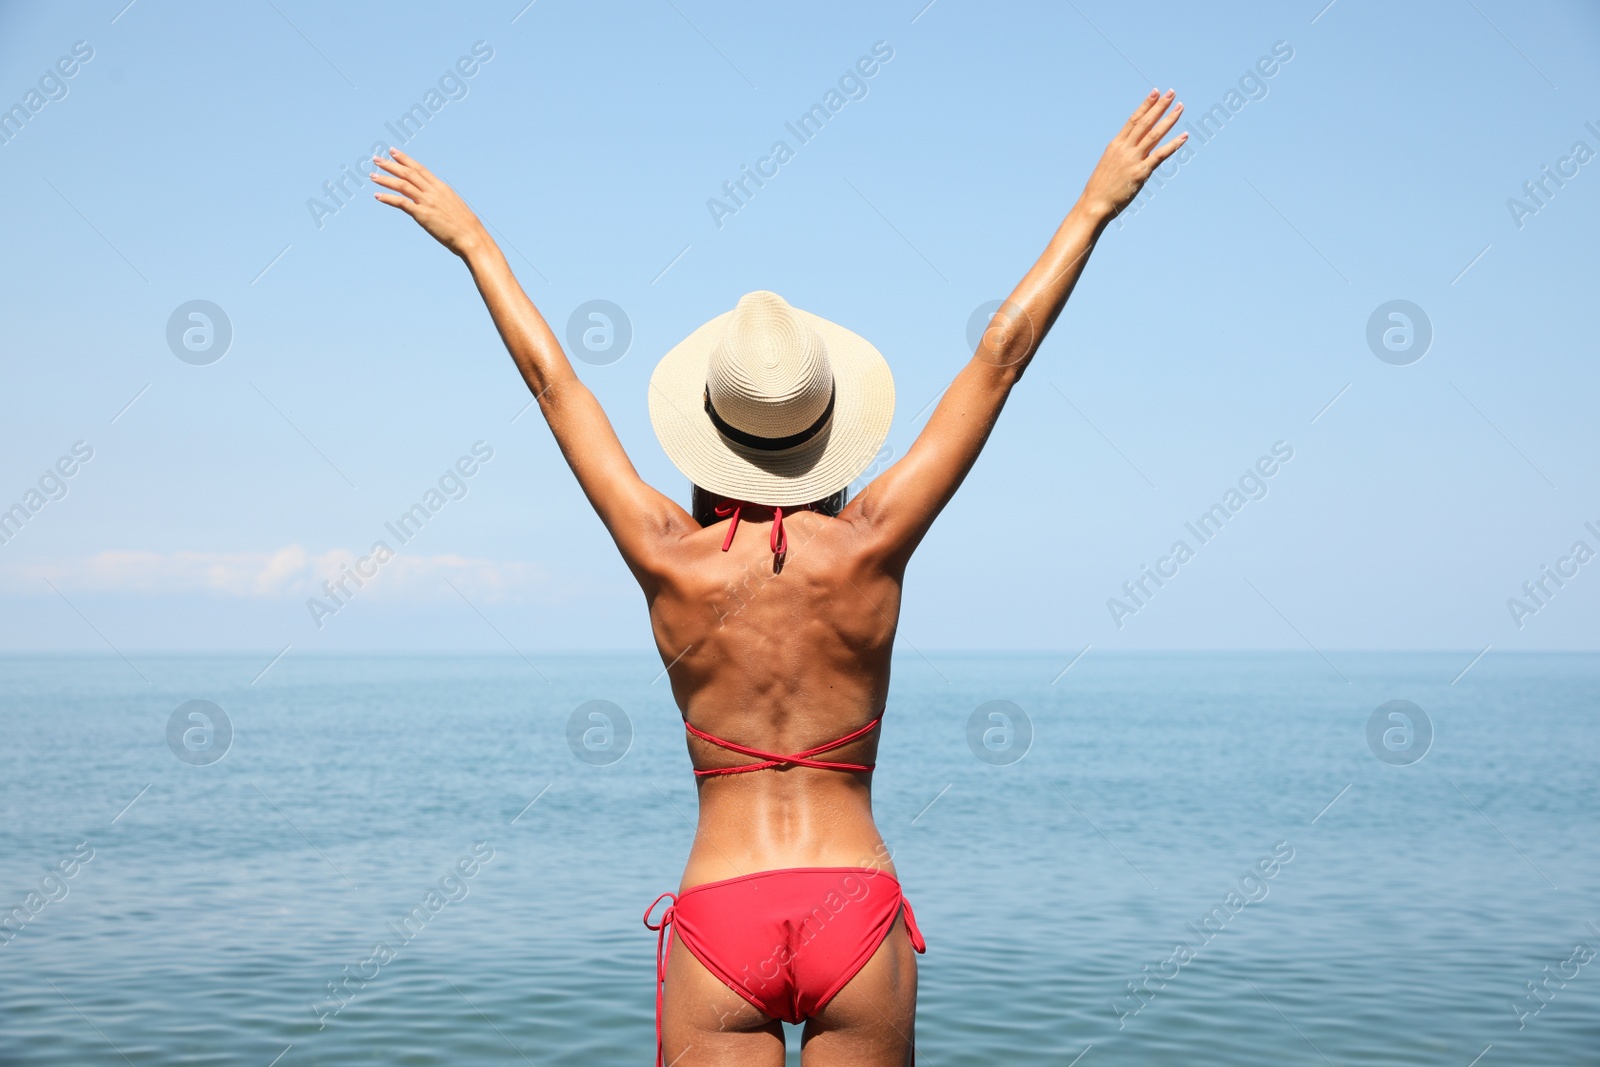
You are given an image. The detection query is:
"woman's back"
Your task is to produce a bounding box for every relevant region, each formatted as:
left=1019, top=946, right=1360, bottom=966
left=646, top=507, right=902, bottom=886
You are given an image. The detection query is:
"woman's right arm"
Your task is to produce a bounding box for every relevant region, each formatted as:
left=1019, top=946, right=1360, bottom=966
left=844, top=90, right=1187, bottom=569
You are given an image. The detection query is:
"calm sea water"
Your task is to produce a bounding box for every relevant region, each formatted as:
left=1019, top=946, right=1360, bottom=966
left=1, top=652, right=1597, bottom=1065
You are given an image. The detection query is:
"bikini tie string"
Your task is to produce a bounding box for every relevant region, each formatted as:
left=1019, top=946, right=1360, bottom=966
left=643, top=892, right=678, bottom=1067
left=713, top=499, right=787, bottom=556
left=684, top=716, right=881, bottom=776
left=712, top=499, right=742, bottom=552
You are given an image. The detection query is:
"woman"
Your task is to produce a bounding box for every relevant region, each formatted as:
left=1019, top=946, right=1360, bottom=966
left=376, top=89, right=1185, bottom=1066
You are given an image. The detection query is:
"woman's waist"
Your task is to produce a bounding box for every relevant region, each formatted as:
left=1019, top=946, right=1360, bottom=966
left=679, top=804, right=892, bottom=890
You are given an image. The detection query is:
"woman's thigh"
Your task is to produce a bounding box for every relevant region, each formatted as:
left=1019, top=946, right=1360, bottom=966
left=801, top=915, right=919, bottom=1067
left=661, top=935, right=785, bottom=1066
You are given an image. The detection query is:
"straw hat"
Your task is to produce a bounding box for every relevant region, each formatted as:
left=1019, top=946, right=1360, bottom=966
left=648, top=291, right=895, bottom=506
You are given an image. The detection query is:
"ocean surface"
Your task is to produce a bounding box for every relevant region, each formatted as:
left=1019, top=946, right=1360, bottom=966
left=1, top=652, right=1596, bottom=1066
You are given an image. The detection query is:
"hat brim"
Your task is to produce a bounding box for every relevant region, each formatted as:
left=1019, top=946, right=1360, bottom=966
left=648, top=306, right=895, bottom=507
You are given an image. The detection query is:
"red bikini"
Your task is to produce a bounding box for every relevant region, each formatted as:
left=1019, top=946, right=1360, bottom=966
left=644, top=571, right=926, bottom=1064
left=644, top=865, right=925, bottom=1064
left=643, top=714, right=925, bottom=1064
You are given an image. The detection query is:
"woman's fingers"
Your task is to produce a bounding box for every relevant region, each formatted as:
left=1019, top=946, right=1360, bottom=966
left=1132, top=90, right=1175, bottom=142
left=370, top=171, right=419, bottom=199
left=374, top=151, right=427, bottom=193
left=1139, top=101, right=1184, bottom=151
left=374, top=191, right=418, bottom=215
left=1144, top=131, right=1189, bottom=172
left=372, top=156, right=426, bottom=202
left=372, top=153, right=417, bottom=183
left=388, top=147, right=434, bottom=188
left=372, top=154, right=418, bottom=191
left=1119, top=89, right=1162, bottom=140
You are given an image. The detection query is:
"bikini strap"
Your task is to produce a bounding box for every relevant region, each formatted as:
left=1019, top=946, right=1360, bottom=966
left=713, top=498, right=792, bottom=556
left=898, top=893, right=928, bottom=954
left=712, top=499, right=742, bottom=552
left=685, top=716, right=881, bottom=776
left=643, top=892, right=678, bottom=1067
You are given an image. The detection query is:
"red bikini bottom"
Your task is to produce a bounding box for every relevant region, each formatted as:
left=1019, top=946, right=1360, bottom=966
left=644, top=866, right=926, bottom=1064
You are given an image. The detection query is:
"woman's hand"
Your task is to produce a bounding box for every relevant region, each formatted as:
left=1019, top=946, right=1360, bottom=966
left=371, top=147, right=488, bottom=259
left=1077, top=90, right=1188, bottom=224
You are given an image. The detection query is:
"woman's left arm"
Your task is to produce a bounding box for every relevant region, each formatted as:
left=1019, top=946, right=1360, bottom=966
left=372, top=148, right=691, bottom=585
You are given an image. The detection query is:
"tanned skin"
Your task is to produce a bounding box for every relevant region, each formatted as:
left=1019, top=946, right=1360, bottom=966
left=377, top=89, right=1186, bottom=1067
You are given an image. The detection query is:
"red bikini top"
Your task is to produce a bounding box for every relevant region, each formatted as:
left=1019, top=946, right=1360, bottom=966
left=695, top=498, right=874, bottom=775
left=685, top=716, right=881, bottom=777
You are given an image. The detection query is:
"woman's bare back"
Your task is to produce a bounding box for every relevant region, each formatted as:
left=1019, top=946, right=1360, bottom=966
left=647, top=506, right=903, bottom=886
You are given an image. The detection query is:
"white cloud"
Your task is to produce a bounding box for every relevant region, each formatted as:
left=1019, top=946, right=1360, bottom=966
left=1, top=546, right=554, bottom=602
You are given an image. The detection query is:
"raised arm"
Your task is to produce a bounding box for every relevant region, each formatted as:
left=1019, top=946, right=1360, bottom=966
left=372, top=148, right=689, bottom=588
left=845, top=91, right=1187, bottom=568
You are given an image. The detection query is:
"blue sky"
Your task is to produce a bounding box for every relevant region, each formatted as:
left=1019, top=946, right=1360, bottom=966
left=1, top=0, right=1597, bottom=658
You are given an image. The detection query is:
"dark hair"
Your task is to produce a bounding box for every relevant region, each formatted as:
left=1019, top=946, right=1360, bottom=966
left=691, top=485, right=847, bottom=527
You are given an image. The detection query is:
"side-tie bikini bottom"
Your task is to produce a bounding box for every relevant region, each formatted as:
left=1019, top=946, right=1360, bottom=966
left=643, top=866, right=926, bottom=1065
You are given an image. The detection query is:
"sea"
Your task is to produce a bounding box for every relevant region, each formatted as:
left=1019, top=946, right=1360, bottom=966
left=2, top=652, right=1596, bottom=1065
